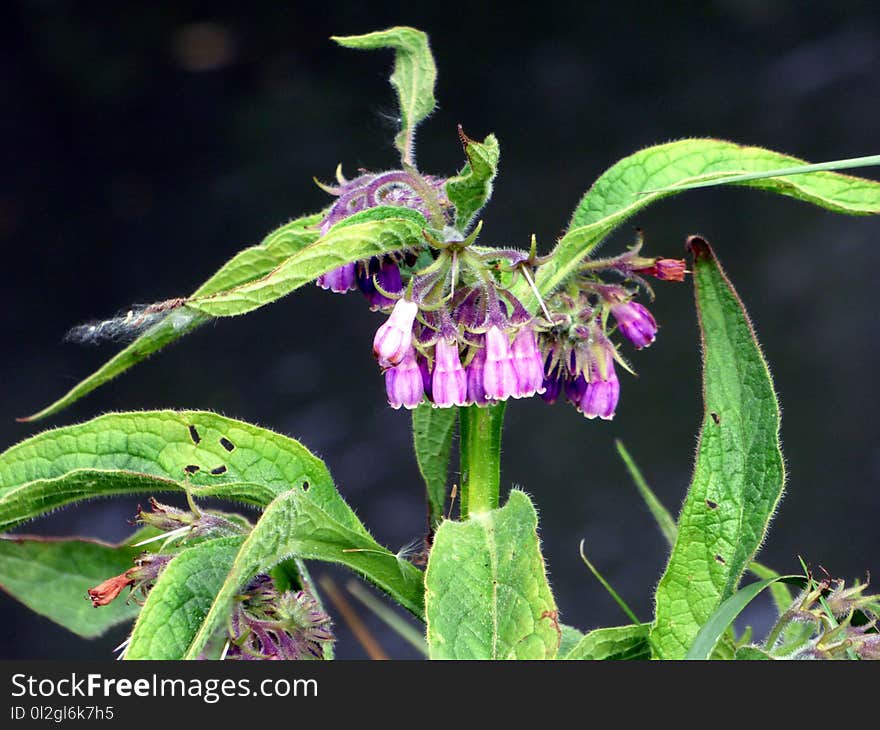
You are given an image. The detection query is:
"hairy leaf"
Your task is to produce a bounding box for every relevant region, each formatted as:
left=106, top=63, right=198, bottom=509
left=125, top=537, right=244, bottom=660
left=446, top=132, right=500, bottom=231
left=651, top=237, right=785, bottom=659
left=333, top=27, right=437, bottom=165
left=563, top=624, right=651, bottom=660
left=424, top=490, right=558, bottom=659
left=187, top=214, right=426, bottom=318
left=514, top=139, right=880, bottom=313
left=24, top=212, right=323, bottom=422
left=184, top=485, right=426, bottom=658
left=0, top=536, right=144, bottom=638
left=0, top=411, right=334, bottom=530
left=411, top=405, right=456, bottom=528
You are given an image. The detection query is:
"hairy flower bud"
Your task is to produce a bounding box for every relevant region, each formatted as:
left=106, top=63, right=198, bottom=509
left=373, top=299, right=418, bottom=368
left=611, top=301, right=657, bottom=349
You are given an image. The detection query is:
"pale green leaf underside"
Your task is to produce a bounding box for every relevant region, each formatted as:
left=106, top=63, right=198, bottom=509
left=187, top=215, right=427, bottom=318
left=514, top=139, right=880, bottom=313
left=411, top=405, right=456, bottom=528
left=424, top=490, right=558, bottom=659
left=24, top=212, right=324, bottom=422
left=0, top=411, right=338, bottom=531
left=333, top=27, right=436, bottom=165
left=125, top=536, right=244, bottom=660
left=651, top=238, right=785, bottom=659
left=0, top=536, right=144, bottom=638
left=446, top=133, right=500, bottom=232
left=184, top=485, right=426, bottom=659
left=563, top=624, right=651, bottom=660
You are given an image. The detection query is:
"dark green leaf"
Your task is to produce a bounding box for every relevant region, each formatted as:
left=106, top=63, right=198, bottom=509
left=652, top=237, right=786, bottom=659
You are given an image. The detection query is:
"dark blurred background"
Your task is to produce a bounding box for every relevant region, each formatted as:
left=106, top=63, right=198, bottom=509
left=2, top=1, right=879, bottom=659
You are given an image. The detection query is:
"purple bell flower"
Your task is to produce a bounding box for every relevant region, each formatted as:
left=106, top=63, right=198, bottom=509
left=483, top=325, right=519, bottom=401
left=316, top=263, right=357, bottom=293
left=611, top=300, right=657, bottom=349
left=510, top=325, right=545, bottom=397
left=579, top=352, right=620, bottom=420
left=466, top=340, right=489, bottom=406
left=385, top=347, right=425, bottom=410
left=373, top=298, right=418, bottom=368
left=418, top=353, right=433, bottom=402
left=432, top=337, right=467, bottom=407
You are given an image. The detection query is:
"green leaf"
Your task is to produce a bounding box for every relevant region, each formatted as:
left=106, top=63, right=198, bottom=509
left=685, top=576, right=803, bottom=660
left=23, top=212, right=324, bottom=422
left=0, top=410, right=335, bottom=530
left=184, top=484, right=426, bottom=659
left=514, top=139, right=880, bottom=313
left=333, top=27, right=437, bottom=165
left=615, top=440, right=677, bottom=547
left=643, top=153, right=880, bottom=193
left=125, top=536, right=244, bottom=660
left=424, top=490, right=558, bottom=659
left=446, top=132, right=500, bottom=232
left=187, top=214, right=427, bottom=318
left=0, top=536, right=144, bottom=638
left=563, top=624, right=651, bottom=660
left=615, top=440, right=794, bottom=614
left=411, top=405, right=456, bottom=528
left=651, top=236, right=786, bottom=659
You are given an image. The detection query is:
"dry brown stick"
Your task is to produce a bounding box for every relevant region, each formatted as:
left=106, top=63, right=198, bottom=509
left=318, top=575, right=389, bottom=660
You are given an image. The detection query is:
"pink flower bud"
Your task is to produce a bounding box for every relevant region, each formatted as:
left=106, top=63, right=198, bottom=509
left=611, top=301, right=657, bottom=349
left=510, top=326, right=545, bottom=397
left=373, top=299, right=418, bottom=368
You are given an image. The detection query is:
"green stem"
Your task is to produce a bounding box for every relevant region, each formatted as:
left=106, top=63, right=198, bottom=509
left=458, top=403, right=506, bottom=518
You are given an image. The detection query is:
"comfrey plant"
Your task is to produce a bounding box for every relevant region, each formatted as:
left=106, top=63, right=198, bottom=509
left=2, top=27, right=880, bottom=660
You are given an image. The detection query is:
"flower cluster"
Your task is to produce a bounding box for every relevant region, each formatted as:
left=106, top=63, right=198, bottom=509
left=226, top=575, right=334, bottom=660
left=313, top=163, right=685, bottom=421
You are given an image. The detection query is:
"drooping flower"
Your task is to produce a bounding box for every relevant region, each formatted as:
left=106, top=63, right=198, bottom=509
left=373, top=299, right=419, bottom=368
left=432, top=337, right=467, bottom=407
left=466, top=338, right=489, bottom=406
left=483, top=325, right=519, bottom=401
left=610, top=300, right=657, bottom=349
left=635, top=258, right=687, bottom=282
left=510, top=325, right=545, bottom=397
left=316, top=263, right=356, bottom=293
left=358, top=257, right=402, bottom=310
left=385, top=347, right=425, bottom=410
left=579, top=351, right=620, bottom=420
left=87, top=573, right=134, bottom=607
left=540, top=355, right=564, bottom=404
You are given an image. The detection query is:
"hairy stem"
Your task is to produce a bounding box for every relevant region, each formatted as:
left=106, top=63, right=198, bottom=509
left=459, top=403, right=506, bottom=518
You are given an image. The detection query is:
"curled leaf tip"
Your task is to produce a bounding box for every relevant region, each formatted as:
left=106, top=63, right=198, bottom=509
left=685, top=235, right=712, bottom=260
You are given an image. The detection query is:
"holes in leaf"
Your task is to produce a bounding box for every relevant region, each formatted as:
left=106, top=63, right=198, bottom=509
left=710, top=412, right=721, bottom=425
left=715, top=554, right=726, bottom=564
left=188, top=425, right=201, bottom=444
left=219, top=437, right=235, bottom=452
left=706, top=499, right=718, bottom=509
left=184, top=464, right=200, bottom=474
left=301, top=480, right=310, bottom=492
left=210, top=465, right=228, bottom=476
